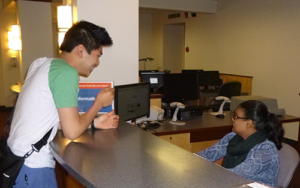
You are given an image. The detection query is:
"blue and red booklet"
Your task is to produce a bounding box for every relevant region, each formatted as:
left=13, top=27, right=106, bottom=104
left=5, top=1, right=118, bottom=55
left=78, top=81, right=114, bottom=114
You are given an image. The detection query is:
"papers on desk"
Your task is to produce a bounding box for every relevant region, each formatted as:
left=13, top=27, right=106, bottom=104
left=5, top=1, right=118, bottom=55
left=237, top=182, right=271, bottom=188
left=246, top=183, right=270, bottom=188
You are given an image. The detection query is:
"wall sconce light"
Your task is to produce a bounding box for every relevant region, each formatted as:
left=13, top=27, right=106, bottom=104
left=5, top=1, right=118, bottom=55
left=8, top=25, right=21, bottom=50
left=57, top=5, right=72, bottom=47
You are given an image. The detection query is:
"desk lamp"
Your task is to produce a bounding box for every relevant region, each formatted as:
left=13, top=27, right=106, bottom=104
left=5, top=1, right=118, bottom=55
left=210, top=96, right=231, bottom=118
left=169, top=102, right=186, bottom=125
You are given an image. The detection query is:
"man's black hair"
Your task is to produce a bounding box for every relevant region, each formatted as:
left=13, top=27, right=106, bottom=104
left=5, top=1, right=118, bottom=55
left=60, top=21, right=113, bottom=54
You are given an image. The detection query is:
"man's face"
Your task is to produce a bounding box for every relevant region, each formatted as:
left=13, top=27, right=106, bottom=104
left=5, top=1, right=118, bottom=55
left=79, top=46, right=103, bottom=77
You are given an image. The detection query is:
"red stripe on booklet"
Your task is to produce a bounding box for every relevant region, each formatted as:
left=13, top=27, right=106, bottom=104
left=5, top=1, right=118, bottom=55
left=79, top=82, right=112, bottom=89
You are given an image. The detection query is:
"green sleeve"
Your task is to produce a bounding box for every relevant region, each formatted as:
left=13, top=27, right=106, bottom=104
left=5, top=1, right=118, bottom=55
left=49, top=59, right=79, bottom=108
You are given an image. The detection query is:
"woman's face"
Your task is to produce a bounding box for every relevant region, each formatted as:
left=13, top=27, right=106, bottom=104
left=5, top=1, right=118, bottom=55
left=232, top=107, right=249, bottom=137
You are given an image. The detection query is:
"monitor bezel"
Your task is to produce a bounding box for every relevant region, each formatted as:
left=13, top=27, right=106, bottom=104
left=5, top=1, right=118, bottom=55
left=163, top=73, right=200, bottom=102
left=114, top=82, right=151, bottom=121
left=198, top=71, right=221, bottom=86
left=140, top=72, right=165, bottom=89
left=138, top=70, right=159, bottom=76
left=182, top=69, right=203, bottom=73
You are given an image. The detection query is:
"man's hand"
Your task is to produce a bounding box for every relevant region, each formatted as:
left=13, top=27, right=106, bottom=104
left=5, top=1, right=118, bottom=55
left=58, top=87, right=115, bottom=140
left=94, top=110, right=119, bottom=129
left=94, top=87, right=115, bottom=110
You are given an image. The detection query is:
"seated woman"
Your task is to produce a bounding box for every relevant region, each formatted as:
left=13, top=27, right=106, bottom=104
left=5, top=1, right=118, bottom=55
left=197, top=100, right=284, bottom=187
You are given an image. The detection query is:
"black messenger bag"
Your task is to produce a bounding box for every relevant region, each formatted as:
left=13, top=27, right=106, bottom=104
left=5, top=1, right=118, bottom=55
left=0, top=107, right=53, bottom=188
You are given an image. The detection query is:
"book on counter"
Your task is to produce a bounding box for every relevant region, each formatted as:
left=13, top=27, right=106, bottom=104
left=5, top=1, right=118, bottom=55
left=78, top=81, right=114, bottom=114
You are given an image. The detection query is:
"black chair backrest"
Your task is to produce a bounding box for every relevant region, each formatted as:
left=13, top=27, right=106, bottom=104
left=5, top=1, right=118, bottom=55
left=218, top=81, right=241, bottom=99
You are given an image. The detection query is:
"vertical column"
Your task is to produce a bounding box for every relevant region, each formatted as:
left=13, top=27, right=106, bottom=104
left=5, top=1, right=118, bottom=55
left=17, top=0, right=54, bottom=82
left=76, top=0, right=139, bottom=85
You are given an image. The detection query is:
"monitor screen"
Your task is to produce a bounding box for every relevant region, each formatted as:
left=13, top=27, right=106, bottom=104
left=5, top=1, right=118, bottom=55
left=198, top=71, right=221, bottom=87
left=114, top=82, right=150, bottom=121
left=140, top=72, right=165, bottom=89
left=163, top=73, right=199, bottom=102
left=182, top=69, right=203, bottom=74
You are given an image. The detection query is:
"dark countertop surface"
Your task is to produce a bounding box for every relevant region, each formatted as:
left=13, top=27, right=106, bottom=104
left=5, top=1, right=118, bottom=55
left=50, top=121, right=253, bottom=188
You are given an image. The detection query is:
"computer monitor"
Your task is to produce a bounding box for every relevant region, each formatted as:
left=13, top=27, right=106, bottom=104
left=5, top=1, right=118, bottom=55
left=198, top=71, right=222, bottom=88
left=140, top=72, right=165, bottom=92
left=182, top=69, right=203, bottom=74
left=163, top=73, right=199, bottom=102
left=114, top=82, right=150, bottom=121
left=139, top=70, right=159, bottom=77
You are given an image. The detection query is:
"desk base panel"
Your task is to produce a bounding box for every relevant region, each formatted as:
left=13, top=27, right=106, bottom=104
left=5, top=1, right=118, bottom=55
left=190, top=126, right=232, bottom=143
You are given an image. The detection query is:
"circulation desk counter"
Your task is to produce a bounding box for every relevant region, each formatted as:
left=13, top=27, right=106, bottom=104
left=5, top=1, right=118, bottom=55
left=152, top=111, right=300, bottom=150
left=50, top=121, right=253, bottom=188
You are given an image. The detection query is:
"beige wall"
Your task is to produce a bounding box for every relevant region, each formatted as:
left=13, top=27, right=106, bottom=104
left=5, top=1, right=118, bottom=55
left=2, top=0, right=13, bottom=9
left=189, top=0, right=300, bottom=140
left=152, top=12, right=188, bottom=72
left=163, top=24, right=185, bottom=73
left=0, top=1, right=19, bottom=107
left=139, top=13, right=157, bottom=70
left=0, top=1, right=55, bottom=107
left=0, top=0, right=139, bottom=106
left=140, top=0, right=217, bottom=13
left=147, top=0, right=300, bottom=140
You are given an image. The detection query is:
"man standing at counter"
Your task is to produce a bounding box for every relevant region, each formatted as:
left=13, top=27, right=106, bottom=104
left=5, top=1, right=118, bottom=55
left=7, top=21, right=119, bottom=188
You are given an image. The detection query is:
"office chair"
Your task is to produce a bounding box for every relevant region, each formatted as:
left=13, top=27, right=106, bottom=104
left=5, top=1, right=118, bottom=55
left=208, top=81, right=241, bottom=112
left=277, top=143, right=300, bottom=188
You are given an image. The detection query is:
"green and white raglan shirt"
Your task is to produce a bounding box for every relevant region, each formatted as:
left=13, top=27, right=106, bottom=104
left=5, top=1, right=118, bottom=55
left=7, top=57, right=79, bottom=168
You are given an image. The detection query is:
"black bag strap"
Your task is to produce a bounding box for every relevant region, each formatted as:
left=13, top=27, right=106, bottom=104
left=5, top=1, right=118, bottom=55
left=2, top=106, right=16, bottom=140
left=7, top=106, right=15, bottom=127
left=24, top=127, right=53, bottom=158
left=2, top=105, right=54, bottom=158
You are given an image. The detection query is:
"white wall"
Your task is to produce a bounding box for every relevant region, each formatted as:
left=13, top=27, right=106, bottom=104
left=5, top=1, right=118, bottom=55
left=77, top=0, right=139, bottom=86
left=17, top=1, right=54, bottom=82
